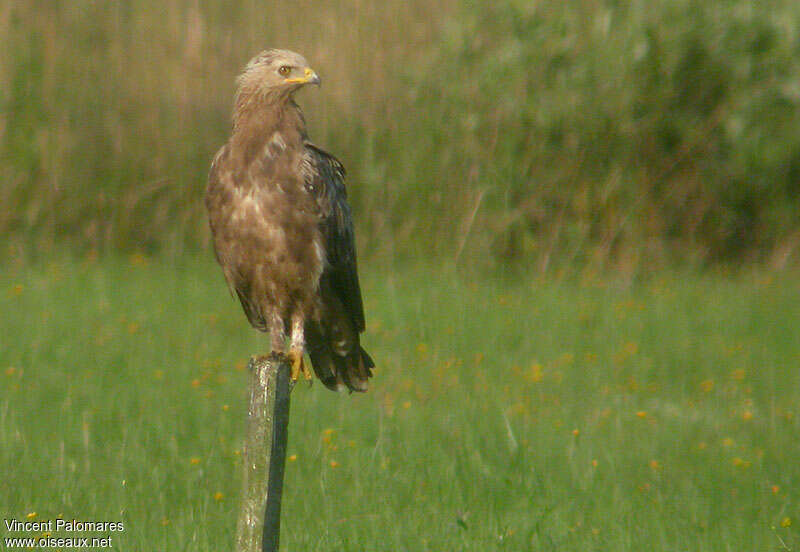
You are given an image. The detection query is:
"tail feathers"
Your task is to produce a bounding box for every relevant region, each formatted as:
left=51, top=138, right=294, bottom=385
left=306, top=324, right=375, bottom=392
left=333, top=346, right=373, bottom=392
left=360, top=347, right=375, bottom=375
left=308, top=352, right=340, bottom=391
left=306, top=325, right=373, bottom=393
left=320, top=345, right=372, bottom=393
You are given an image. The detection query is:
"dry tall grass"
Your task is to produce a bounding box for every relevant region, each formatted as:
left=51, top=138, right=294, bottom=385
left=0, top=0, right=453, bottom=255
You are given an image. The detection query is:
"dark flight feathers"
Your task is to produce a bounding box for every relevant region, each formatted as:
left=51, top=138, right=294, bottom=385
left=303, top=143, right=374, bottom=391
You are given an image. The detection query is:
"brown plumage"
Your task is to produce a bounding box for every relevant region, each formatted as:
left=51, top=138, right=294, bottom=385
left=205, top=49, right=373, bottom=391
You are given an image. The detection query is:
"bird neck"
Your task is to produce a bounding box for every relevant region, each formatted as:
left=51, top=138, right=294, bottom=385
left=233, top=86, right=305, bottom=133
left=231, top=92, right=307, bottom=164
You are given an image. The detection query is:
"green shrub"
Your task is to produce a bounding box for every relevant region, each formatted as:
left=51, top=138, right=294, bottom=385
left=394, top=0, right=800, bottom=272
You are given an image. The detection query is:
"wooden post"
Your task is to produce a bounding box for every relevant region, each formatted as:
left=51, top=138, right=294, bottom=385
left=236, top=353, right=292, bottom=552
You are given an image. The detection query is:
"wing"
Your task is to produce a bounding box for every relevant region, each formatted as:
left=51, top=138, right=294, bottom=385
left=205, top=143, right=267, bottom=330
left=304, top=142, right=366, bottom=332
left=303, top=142, right=373, bottom=391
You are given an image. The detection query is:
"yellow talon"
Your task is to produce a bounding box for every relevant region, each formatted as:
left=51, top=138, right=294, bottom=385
left=288, top=350, right=308, bottom=382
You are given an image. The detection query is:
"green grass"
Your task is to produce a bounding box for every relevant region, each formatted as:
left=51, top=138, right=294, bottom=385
left=1, top=257, right=799, bottom=550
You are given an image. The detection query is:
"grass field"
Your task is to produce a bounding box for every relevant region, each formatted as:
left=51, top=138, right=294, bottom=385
left=1, top=257, right=798, bottom=550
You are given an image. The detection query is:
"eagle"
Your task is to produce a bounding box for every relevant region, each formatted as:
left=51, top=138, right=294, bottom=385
left=205, top=49, right=373, bottom=392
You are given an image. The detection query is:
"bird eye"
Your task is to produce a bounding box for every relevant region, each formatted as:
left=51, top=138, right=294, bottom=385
left=278, top=65, right=291, bottom=76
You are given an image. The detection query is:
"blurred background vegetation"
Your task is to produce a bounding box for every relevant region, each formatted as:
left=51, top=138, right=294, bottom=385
left=2, top=0, right=799, bottom=275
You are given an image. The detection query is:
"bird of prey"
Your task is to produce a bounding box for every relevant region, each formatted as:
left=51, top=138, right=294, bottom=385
left=205, top=49, right=373, bottom=392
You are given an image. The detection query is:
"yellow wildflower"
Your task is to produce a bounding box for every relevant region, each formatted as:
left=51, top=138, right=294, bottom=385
left=288, top=454, right=297, bottom=462
left=732, top=457, right=751, bottom=468
left=781, top=517, right=791, bottom=528
left=558, top=352, right=575, bottom=365
left=190, top=457, right=201, bottom=465
left=129, top=252, right=147, bottom=266
left=213, top=492, right=224, bottom=502
left=699, top=379, right=714, bottom=393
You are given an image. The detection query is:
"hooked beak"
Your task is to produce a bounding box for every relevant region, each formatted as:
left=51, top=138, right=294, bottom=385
left=285, top=67, right=321, bottom=86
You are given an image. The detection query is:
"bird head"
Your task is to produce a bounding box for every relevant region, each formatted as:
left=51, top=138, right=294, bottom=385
left=236, top=49, right=321, bottom=101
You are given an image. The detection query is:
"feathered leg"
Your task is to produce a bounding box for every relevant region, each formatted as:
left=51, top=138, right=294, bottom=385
left=251, top=308, right=287, bottom=366
left=288, top=313, right=312, bottom=382
left=268, top=308, right=286, bottom=353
